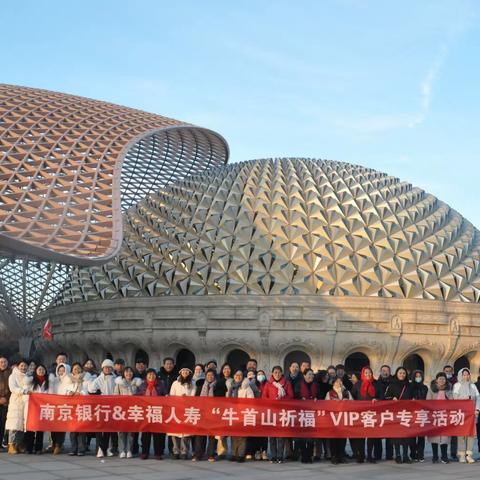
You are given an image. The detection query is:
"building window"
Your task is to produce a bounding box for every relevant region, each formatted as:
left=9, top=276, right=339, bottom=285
left=345, top=352, right=370, bottom=377
left=176, top=348, right=195, bottom=370
left=403, top=354, right=425, bottom=375
left=226, top=349, right=250, bottom=372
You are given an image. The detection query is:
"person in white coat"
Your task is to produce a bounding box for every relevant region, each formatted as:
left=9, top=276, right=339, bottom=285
left=114, top=366, right=143, bottom=458
left=6, top=360, right=30, bottom=454
left=49, top=363, right=72, bottom=454
left=226, top=370, right=254, bottom=462
left=88, top=359, right=116, bottom=458
left=68, top=362, right=88, bottom=456
left=169, top=367, right=196, bottom=459
left=452, top=368, right=480, bottom=463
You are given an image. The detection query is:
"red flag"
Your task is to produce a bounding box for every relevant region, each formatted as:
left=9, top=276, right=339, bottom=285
left=42, top=319, right=53, bottom=341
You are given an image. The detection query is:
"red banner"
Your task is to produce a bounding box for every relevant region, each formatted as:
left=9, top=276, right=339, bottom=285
left=26, top=394, right=475, bottom=438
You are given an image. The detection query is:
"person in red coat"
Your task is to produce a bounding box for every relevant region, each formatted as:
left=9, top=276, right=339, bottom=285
left=262, top=365, right=293, bottom=463
left=296, top=369, right=318, bottom=463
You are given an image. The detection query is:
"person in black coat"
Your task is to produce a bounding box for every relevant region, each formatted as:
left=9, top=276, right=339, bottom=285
left=157, top=357, right=177, bottom=393
left=409, top=370, right=428, bottom=462
left=384, top=367, right=413, bottom=464
left=375, top=365, right=393, bottom=461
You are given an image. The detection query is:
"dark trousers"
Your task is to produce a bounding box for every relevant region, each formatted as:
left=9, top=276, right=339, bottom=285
left=231, top=437, right=246, bottom=458
left=314, top=438, right=330, bottom=459
left=110, top=432, right=118, bottom=452
left=194, top=435, right=216, bottom=459
left=132, top=432, right=139, bottom=454
left=70, top=432, right=86, bottom=453
left=0, top=405, right=7, bottom=446
left=298, top=439, right=314, bottom=462
left=450, top=436, right=458, bottom=458
left=410, top=436, right=425, bottom=460
left=51, top=431, right=65, bottom=448
left=141, top=432, right=165, bottom=457
left=393, top=438, right=410, bottom=459
left=246, top=436, right=268, bottom=455
left=351, top=438, right=374, bottom=460
left=432, top=443, right=448, bottom=461
left=330, top=438, right=346, bottom=462
left=24, top=431, right=44, bottom=453
left=98, top=432, right=111, bottom=453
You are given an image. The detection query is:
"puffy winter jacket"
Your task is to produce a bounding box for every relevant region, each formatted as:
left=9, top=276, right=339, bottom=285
left=261, top=376, right=294, bottom=400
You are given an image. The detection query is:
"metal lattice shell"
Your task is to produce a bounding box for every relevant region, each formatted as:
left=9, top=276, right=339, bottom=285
left=55, top=158, right=480, bottom=304
left=0, top=84, right=229, bottom=266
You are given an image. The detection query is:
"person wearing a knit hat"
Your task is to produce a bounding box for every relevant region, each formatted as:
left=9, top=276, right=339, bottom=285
left=88, top=359, right=116, bottom=458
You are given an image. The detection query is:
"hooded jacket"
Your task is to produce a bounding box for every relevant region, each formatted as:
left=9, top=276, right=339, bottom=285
left=5, top=367, right=31, bottom=431
left=49, top=363, right=73, bottom=395
left=410, top=370, right=428, bottom=400
left=452, top=368, right=480, bottom=409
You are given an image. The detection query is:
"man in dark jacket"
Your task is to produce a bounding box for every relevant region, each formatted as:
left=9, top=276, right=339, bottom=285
left=0, top=356, right=11, bottom=451
left=443, top=365, right=458, bottom=461
left=410, top=370, right=428, bottom=461
left=157, top=357, right=177, bottom=393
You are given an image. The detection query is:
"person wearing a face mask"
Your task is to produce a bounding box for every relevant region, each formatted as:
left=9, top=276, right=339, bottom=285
left=410, top=370, right=428, bottom=462
left=326, top=377, right=353, bottom=464
left=427, top=372, right=452, bottom=463
left=384, top=367, right=413, bottom=464
left=6, top=359, right=30, bottom=454
left=247, top=370, right=268, bottom=461
left=452, top=367, right=480, bottom=463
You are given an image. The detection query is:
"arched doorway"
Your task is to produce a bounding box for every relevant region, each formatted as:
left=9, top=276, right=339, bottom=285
left=283, top=351, right=311, bottom=373
left=176, top=348, right=195, bottom=370
left=134, top=348, right=149, bottom=367
left=226, top=349, right=250, bottom=372
left=403, top=354, right=424, bottom=375
left=345, top=352, right=370, bottom=376
left=454, top=355, right=470, bottom=374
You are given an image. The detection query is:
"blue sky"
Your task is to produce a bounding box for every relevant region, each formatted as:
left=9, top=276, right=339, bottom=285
left=2, top=1, right=479, bottom=227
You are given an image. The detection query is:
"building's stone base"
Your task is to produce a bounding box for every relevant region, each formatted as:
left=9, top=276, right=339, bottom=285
left=34, top=295, right=480, bottom=381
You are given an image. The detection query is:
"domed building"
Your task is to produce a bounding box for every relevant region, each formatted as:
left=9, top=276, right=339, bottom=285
left=34, top=158, right=480, bottom=380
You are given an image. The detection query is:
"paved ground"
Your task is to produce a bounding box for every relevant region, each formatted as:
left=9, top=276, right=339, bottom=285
left=2, top=453, right=480, bottom=480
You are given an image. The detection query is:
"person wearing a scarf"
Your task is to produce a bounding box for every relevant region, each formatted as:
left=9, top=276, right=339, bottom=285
left=193, top=369, right=217, bottom=461
left=67, top=362, right=88, bottom=456
left=169, top=367, right=196, bottom=459
left=384, top=367, right=412, bottom=464
left=192, top=363, right=205, bottom=384
left=136, top=369, right=166, bottom=460
left=326, top=377, right=353, bottom=464
left=227, top=370, right=254, bottom=462
left=262, top=365, right=293, bottom=463
left=24, top=364, right=48, bottom=454
left=351, top=366, right=378, bottom=463
left=410, top=370, right=428, bottom=462
left=452, top=367, right=480, bottom=463
left=427, top=372, right=452, bottom=463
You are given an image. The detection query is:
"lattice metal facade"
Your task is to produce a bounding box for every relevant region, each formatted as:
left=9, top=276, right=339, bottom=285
left=55, top=158, right=480, bottom=304
left=0, top=84, right=229, bottom=329
left=0, top=84, right=229, bottom=266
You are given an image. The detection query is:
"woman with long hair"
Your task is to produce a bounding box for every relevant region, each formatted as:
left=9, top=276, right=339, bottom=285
left=24, top=364, right=48, bottom=454
left=169, top=367, right=196, bottom=459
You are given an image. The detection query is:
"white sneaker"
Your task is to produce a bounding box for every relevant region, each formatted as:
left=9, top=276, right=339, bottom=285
left=466, top=454, right=475, bottom=464
left=126, top=451, right=133, bottom=459
left=107, top=448, right=114, bottom=457
left=261, top=451, right=268, bottom=461
left=119, top=452, right=126, bottom=459
left=97, top=448, right=104, bottom=458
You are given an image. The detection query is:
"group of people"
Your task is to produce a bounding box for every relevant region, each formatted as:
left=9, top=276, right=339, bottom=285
left=1, top=352, right=480, bottom=465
